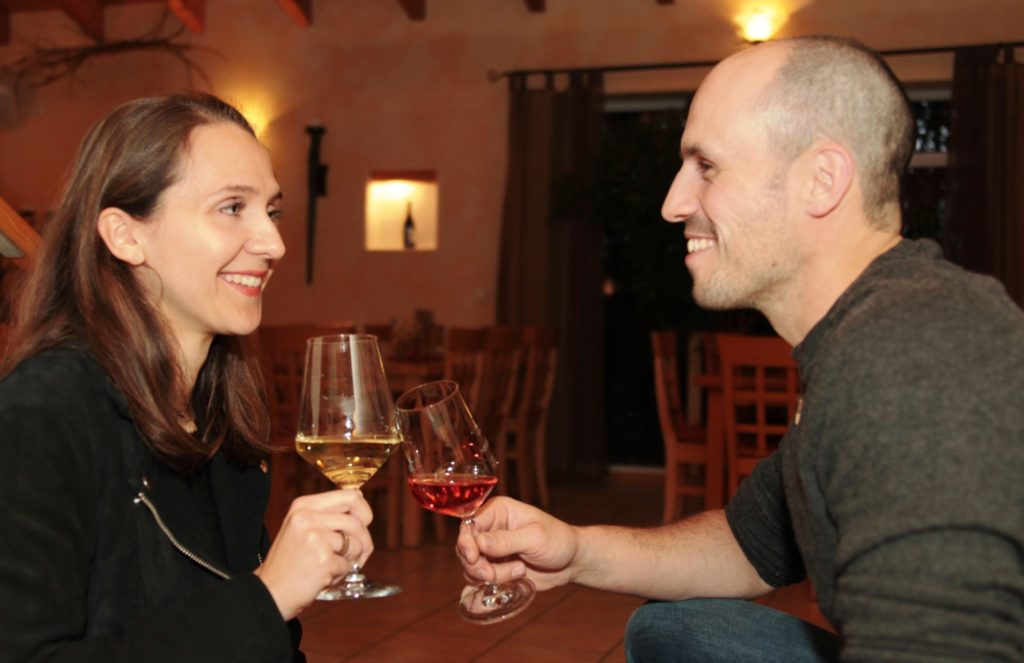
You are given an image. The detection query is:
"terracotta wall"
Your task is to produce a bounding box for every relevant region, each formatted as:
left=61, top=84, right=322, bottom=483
left=1, top=0, right=1022, bottom=327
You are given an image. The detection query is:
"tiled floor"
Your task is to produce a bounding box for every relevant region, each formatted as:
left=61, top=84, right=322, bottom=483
left=296, top=471, right=829, bottom=662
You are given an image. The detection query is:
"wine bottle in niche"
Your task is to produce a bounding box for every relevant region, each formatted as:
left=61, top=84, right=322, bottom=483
left=403, top=201, right=416, bottom=250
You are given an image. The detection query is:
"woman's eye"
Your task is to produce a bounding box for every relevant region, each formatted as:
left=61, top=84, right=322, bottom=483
left=220, top=201, right=244, bottom=215
left=268, top=208, right=283, bottom=223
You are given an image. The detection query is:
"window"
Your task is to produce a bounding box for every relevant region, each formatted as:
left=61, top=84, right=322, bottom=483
left=903, top=86, right=951, bottom=240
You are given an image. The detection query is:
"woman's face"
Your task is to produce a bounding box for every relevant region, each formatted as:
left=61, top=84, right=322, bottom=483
left=133, top=122, right=285, bottom=354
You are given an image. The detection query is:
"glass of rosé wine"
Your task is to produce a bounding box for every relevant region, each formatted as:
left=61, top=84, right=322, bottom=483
left=395, top=380, right=535, bottom=624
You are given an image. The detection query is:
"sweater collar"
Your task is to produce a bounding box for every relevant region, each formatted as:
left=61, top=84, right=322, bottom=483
left=793, top=238, right=943, bottom=381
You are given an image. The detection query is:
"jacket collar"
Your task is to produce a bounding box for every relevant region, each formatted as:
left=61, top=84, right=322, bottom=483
left=76, top=346, right=269, bottom=574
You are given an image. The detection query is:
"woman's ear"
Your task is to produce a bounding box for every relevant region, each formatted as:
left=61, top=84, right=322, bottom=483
left=804, top=142, right=854, bottom=219
left=96, top=208, right=145, bottom=266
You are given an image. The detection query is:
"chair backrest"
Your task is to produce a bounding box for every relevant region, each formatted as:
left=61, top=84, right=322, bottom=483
left=442, top=327, right=487, bottom=412
left=256, top=323, right=358, bottom=446
left=361, top=322, right=394, bottom=343
left=478, top=326, right=525, bottom=438
left=520, top=326, right=558, bottom=428
left=651, top=330, right=684, bottom=445
left=716, top=333, right=799, bottom=495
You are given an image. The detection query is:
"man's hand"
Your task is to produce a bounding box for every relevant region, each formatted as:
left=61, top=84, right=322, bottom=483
left=456, top=496, right=579, bottom=591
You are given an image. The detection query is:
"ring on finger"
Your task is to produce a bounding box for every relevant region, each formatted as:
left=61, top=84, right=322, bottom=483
left=339, top=530, right=350, bottom=557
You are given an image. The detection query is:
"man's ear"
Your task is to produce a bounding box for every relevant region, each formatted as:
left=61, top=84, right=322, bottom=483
left=804, top=143, right=854, bottom=218
left=96, top=208, right=145, bottom=266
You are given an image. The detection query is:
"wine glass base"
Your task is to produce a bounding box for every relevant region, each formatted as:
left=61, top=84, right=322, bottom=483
left=458, top=578, right=536, bottom=625
left=316, top=570, right=402, bottom=601
left=316, top=582, right=402, bottom=600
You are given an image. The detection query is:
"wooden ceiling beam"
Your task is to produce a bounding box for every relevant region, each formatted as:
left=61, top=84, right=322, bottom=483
left=0, top=196, right=42, bottom=271
left=59, top=0, right=105, bottom=41
left=167, top=0, right=204, bottom=34
left=277, top=0, right=311, bottom=27
left=523, top=0, right=545, bottom=12
left=396, top=0, right=425, bottom=21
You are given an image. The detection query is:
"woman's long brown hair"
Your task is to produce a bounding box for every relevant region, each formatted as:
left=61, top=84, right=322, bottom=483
left=2, top=92, right=272, bottom=474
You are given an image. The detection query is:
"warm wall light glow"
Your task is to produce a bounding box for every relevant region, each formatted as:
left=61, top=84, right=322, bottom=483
left=220, top=87, right=277, bottom=140
left=373, top=180, right=416, bottom=200
left=366, top=172, right=438, bottom=251
left=738, top=6, right=783, bottom=42
left=243, top=105, right=271, bottom=138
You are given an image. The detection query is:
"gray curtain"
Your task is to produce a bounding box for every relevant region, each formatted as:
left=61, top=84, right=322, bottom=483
left=947, top=46, right=1024, bottom=308
left=496, top=70, right=606, bottom=482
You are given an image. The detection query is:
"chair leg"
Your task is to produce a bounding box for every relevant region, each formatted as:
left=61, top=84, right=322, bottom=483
left=432, top=513, right=448, bottom=543
left=401, top=488, right=424, bottom=547
left=495, top=426, right=510, bottom=496
left=533, top=422, right=549, bottom=508
left=510, top=426, right=532, bottom=504
left=384, top=458, right=402, bottom=550
left=663, top=460, right=679, bottom=524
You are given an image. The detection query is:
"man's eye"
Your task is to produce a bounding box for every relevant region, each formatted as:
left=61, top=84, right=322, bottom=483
left=696, top=160, right=715, bottom=180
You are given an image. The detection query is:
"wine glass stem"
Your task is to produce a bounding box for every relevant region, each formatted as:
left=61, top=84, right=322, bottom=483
left=338, top=486, right=367, bottom=585
left=462, top=515, right=513, bottom=608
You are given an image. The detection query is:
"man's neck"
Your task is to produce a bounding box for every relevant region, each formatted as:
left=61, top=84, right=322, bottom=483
left=767, top=227, right=902, bottom=346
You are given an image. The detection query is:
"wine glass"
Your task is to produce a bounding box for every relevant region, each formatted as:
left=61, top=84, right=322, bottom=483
left=295, top=334, right=401, bottom=600
left=395, top=379, right=535, bottom=624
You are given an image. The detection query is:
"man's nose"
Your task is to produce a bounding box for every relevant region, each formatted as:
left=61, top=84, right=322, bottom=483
left=661, top=166, right=700, bottom=224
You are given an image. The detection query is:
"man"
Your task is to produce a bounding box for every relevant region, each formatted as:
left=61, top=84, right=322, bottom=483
left=457, top=36, right=1024, bottom=661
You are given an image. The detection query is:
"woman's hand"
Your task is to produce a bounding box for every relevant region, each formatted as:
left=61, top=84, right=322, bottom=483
left=254, top=490, right=374, bottom=620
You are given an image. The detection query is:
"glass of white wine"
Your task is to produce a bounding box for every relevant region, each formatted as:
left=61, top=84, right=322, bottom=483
left=295, top=334, right=401, bottom=600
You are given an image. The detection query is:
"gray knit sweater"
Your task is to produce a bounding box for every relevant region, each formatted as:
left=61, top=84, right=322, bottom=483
left=725, top=239, right=1024, bottom=661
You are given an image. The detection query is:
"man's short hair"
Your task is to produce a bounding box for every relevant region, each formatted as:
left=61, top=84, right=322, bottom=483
left=758, top=36, right=914, bottom=228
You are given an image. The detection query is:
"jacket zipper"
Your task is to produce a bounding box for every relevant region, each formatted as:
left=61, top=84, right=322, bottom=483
left=134, top=491, right=233, bottom=580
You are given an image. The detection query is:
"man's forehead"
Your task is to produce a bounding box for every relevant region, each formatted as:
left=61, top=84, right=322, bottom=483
left=679, top=43, right=789, bottom=153
left=701, top=43, right=787, bottom=103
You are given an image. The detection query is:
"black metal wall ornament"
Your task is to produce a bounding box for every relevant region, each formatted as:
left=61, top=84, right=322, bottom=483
left=305, top=125, right=328, bottom=284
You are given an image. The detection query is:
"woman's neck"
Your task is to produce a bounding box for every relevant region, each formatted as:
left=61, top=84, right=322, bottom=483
left=173, top=330, right=214, bottom=412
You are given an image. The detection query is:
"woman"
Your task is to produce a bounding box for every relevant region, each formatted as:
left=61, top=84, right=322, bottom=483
left=0, top=92, right=371, bottom=661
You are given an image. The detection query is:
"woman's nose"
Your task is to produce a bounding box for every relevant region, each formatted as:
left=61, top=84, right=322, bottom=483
left=249, top=216, right=286, bottom=260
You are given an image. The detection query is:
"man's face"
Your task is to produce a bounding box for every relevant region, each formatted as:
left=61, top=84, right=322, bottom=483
left=661, top=47, right=801, bottom=313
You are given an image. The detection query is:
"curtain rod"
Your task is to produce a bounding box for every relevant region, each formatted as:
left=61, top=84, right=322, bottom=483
left=487, top=39, right=1024, bottom=82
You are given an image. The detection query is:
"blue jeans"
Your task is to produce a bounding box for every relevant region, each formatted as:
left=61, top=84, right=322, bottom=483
left=625, top=598, right=840, bottom=662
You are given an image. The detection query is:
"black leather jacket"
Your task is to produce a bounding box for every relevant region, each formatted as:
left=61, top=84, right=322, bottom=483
left=0, top=346, right=303, bottom=662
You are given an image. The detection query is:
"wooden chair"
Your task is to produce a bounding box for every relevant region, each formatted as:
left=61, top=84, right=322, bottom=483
left=477, top=326, right=527, bottom=497
left=442, top=327, right=487, bottom=411
left=652, top=330, right=724, bottom=522
left=256, top=323, right=402, bottom=548
left=494, top=326, right=558, bottom=507
left=716, top=333, right=799, bottom=499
